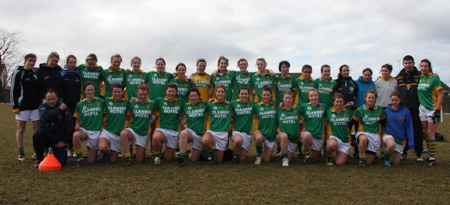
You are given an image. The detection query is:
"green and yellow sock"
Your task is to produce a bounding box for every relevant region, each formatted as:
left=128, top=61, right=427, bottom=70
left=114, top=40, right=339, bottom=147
left=179, top=152, right=187, bottom=160
left=359, top=153, right=366, bottom=162
left=124, top=152, right=132, bottom=160
left=18, top=147, right=24, bottom=155
left=426, top=139, right=437, bottom=158
left=67, top=143, right=73, bottom=151
left=303, top=147, right=311, bottom=157
left=74, top=147, right=83, bottom=159
left=385, top=154, right=391, bottom=161
left=256, top=143, right=263, bottom=157
left=281, top=153, right=288, bottom=159
left=153, top=150, right=161, bottom=158
left=208, top=150, right=216, bottom=158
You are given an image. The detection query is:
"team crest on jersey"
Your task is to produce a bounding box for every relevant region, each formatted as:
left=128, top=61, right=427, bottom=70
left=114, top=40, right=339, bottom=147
left=135, top=104, right=139, bottom=109
left=281, top=113, right=285, bottom=117
left=257, top=78, right=260, bottom=81
left=188, top=106, right=192, bottom=110
left=319, top=106, right=322, bottom=110
left=199, top=104, right=203, bottom=108
left=164, top=102, right=168, bottom=105
left=213, top=106, right=217, bottom=110
left=415, top=79, right=419, bottom=83
left=154, top=73, right=157, bottom=77
left=216, top=77, right=219, bottom=80
left=307, top=106, right=312, bottom=110
left=195, top=76, right=199, bottom=80
left=294, top=111, right=297, bottom=115
left=128, top=74, right=132, bottom=77
left=109, top=101, right=113, bottom=105
left=260, top=107, right=264, bottom=110
left=427, top=79, right=431, bottom=83
left=350, top=87, right=354, bottom=91
left=97, top=103, right=100, bottom=107
left=237, top=104, right=241, bottom=108
left=271, top=105, right=275, bottom=110
left=301, top=82, right=304, bottom=85
left=332, top=114, right=336, bottom=118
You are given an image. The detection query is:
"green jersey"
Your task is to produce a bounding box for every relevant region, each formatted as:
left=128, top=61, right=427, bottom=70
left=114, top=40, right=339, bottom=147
left=251, top=70, right=276, bottom=103
left=254, top=102, right=277, bottom=141
left=148, top=71, right=174, bottom=100
left=73, top=97, right=104, bottom=131
left=77, top=64, right=104, bottom=97
left=230, top=100, right=255, bottom=134
left=104, top=98, right=129, bottom=135
left=299, top=103, right=328, bottom=140
left=153, top=97, right=185, bottom=131
left=277, top=106, right=301, bottom=143
left=182, top=101, right=208, bottom=135
left=125, top=71, right=147, bottom=99
left=326, top=107, right=353, bottom=143
left=293, top=75, right=315, bottom=105
left=128, top=100, right=153, bottom=136
left=418, top=74, right=443, bottom=110
left=169, top=76, right=192, bottom=101
left=212, top=71, right=234, bottom=101
left=232, top=71, right=254, bottom=100
left=353, top=104, right=385, bottom=134
left=101, top=67, right=126, bottom=98
left=314, top=77, right=337, bottom=107
left=206, top=100, right=232, bottom=132
left=275, top=74, right=296, bottom=104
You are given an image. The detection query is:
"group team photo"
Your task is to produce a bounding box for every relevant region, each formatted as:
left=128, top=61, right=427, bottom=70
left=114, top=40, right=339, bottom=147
left=11, top=52, right=444, bottom=169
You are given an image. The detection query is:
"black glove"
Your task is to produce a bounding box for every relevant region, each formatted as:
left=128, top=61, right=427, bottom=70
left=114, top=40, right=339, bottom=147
left=433, top=110, right=441, bottom=124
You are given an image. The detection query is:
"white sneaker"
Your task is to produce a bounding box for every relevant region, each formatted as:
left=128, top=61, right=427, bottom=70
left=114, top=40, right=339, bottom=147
left=154, top=157, right=161, bottom=165
left=282, top=158, right=289, bottom=167
left=18, top=154, right=26, bottom=161
left=255, top=156, right=262, bottom=165
left=72, top=152, right=77, bottom=158
left=67, top=151, right=73, bottom=158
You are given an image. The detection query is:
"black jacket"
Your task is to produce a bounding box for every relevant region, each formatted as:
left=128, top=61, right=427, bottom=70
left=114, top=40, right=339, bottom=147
left=336, top=76, right=358, bottom=110
left=10, top=66, right=41, bottom=112
left=61, top=68, right=81, bottom=114
left=38, top=101, right=74, bottom=144
left=396, top=67, right=421, bottom=109
left=37, top=63, right=63, bottom=99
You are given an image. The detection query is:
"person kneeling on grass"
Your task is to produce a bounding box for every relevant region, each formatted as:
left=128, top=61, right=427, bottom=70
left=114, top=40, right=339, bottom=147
left=33, top=89, right=73, bottom=168
left=152, top=83, right=185, bottom=165
left=72, top=82, right=104, bottom=167
left=201, top=85, right=232, bottom=165
left=352, top=91, right=385, bottom=167
left=382, top=92, right=414, bottom=167
left=121, top=84, right=153, bottom=166
left=324, top=93, right=353, bottom=166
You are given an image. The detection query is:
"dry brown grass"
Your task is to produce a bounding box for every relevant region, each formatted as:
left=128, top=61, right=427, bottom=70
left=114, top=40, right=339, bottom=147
left=0, top=105, right=449, bottom=204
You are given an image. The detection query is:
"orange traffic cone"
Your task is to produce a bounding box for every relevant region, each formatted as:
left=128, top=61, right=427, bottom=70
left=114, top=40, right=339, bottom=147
left=39, top=149, right=61, bottom=172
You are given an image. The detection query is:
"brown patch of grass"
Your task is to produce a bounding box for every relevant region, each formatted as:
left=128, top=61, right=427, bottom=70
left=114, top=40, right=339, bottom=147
left=0, top=105, right=449, bottom=204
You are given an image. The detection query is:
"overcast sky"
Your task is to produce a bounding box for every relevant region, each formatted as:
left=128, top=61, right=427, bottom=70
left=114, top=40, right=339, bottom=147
left=1, top=0, right=449, bottom=84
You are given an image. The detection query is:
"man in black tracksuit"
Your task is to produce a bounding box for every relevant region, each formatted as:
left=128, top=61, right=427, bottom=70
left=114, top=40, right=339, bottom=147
left=396, top=55, right=423, bottom=160
left=33, top=89, right=73, bottom=167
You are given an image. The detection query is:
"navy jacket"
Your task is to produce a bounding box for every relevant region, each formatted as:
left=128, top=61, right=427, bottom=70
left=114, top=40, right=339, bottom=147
left=396, top=67, right=421, bottom=109
left=38, top=101, right=74, bottom=144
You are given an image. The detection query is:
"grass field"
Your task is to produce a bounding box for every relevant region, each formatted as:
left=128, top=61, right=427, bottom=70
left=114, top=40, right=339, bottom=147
left=0, top=104, right=449, bottom=204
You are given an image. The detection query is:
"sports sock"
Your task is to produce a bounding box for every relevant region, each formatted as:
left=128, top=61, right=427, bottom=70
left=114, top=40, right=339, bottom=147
left=124, top=152, right=131, bottom=159
left=426, top=139, right=437, bottom=158
left=18, top=147, right=24, bottom=155
left=385, top=154, right=391, bottom=161
left=208, top=150, right=216, bottom=158
left=256, top=143, right=263, bottom=157
left=303, top=147, right=311, bottom=157
left=67, top=143, right=73, bottom=151
left=359, top=153, right=366, bottom=162
left=74, top=147, right=83, bottom=159
left=153, top=150, right=161, bottom=158
left=281, top=153, right=288, bottom=159
left=179, top=152, right=187, bottom=160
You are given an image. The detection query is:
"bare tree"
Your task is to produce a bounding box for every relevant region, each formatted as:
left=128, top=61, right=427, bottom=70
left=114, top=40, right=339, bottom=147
left=0, top=28, right=22, bottom=90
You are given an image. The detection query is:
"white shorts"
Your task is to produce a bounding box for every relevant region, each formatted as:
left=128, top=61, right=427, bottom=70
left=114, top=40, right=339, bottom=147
left=419, top=104, right=443, bottom=123
left=80, top=128, right=101, bottom=149
left=99, top=129, right=121, bottom=152
left=382, top=135, right=405, bottom=154
left=185, top=128, right=203, bottom=150
left=356, top=132, right=381, bottom=153
left=311, top=138, right=324, bottom=151
left=206, top=130, right=228, bottom=151
left=126, top=128, right=148, bottom=149
left=232, top=131, right=252, bottom=150
left=328, top=136, right=351, bottom=154
left=155, top=128, right=179, bottom=149
left=15, top=109, right=39, bottom=121
left=264, top=139, right=275, bottom=150
left=277, top=132, right=297, bottom=153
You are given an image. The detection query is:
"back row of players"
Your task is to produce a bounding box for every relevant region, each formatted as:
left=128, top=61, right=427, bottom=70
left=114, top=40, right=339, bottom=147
left=11, top=53, right=443, bottom=167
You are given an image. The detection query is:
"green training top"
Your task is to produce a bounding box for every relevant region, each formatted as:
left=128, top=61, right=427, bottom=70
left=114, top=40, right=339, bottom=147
left=293, top=75, right=315, bottom=105
left=206, top=100, right=232, bottom=132
left=230, top=99, right=255, bottom=135
left=125, top=71, right=147, bottom=99
left=212, top=71, right=234, bottom=102
left=326, top=107, right=353, bottom=143
left=251, top=70, right=276, bottom=103
left=353, top=104, right=385, bottom=134
left=153, top=97, right=185, bottom=131
left=277, top=105, right=301, bottom=143
left=147, top=71, right=174, bottom=100
left=254, top=102, right=278, bottom=141
left=104, top=97, right=129, bottom=135
left=77, top=64, right=104, bottom=97
left=418, top=74, right=443, bottom=110
left=102, top=67, right=126, bottom=98
left=314, top=77, right=337, bottom=107
left=299, top=102, right=328, bottom=140
left=232, top=71, right=255, bottom=100
left=128, top=100, right=153, bottom=136
left=182, top=101, right=208, bottom=136
left=169, top=76, right=192, bottom=101
left=275, top=73, right=296, bottom=104
left=73, top=97, right=104, bottom=131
